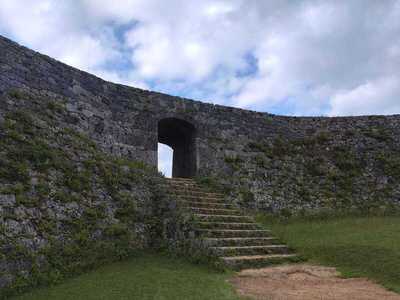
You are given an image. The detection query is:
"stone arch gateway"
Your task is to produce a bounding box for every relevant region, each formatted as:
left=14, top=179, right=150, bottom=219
left=157, top=117, right=197, bottom=178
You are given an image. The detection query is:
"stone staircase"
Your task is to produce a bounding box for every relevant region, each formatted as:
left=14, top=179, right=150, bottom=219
left=165, top=177, right=299, bottom=269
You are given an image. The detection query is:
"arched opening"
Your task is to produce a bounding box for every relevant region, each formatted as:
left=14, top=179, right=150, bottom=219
left=158, top=118, right=197, bottom=178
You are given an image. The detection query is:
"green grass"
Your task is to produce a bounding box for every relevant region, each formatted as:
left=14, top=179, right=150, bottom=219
left=257, top=215, right=400, bottom=293
left=12, top=253, right=242, bottom=300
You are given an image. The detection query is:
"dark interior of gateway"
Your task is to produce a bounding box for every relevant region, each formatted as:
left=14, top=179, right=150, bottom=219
left=158, top=118, right=197, bottom=178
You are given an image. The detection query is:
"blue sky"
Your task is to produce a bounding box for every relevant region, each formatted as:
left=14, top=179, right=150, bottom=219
left=1, top=0, right=400, bottom=176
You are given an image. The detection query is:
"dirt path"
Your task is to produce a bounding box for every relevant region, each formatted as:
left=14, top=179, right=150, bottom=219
left=230, top=264, right=400, bottom=300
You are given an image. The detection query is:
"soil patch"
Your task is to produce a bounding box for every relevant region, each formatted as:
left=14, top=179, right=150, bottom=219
left=230, top=264, right=400, bottom=300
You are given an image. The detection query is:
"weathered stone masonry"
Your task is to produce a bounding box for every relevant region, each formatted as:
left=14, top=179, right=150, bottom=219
left=1, top=34, right=400, bottom=214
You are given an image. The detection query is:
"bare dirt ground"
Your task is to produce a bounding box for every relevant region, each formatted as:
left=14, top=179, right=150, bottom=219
left=229, top=264, right=400, bottom=300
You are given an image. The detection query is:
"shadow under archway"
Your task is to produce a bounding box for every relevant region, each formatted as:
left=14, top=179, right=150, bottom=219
left=158, top=118, right=197, bottom=178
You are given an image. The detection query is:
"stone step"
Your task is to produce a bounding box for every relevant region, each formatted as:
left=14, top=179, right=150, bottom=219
left=165, top=184, right=219, bottom=190
left=169, top=188, right=217, bottom=195
left=163, top=177, right=298, bottom=270
left=197, top=222, right=260, bottom=230
left=166, top=178, right=196, bottom=182
left=210, top=245, right=290, bottom=256
left=203, top=237, right=279, bottom=247
left=175, top=195, right=225, bottom=202
left=170, top=193, right=225, bottom=200
left=164, top=184, right=206, bottom=191
left=197, top=229, right=271, bottom=238
left=221, top=254, right=299, bottom=270
left=166, top=182, right=197, bottom=186
left=169, top=190, right=225, bottom=198
left=166, top=182, right=197, bottom=187
left=189, top=207, right=243, bottom=215
left=166, top=181, right=198, bottom=184
left=179, top=201, right=233, bottom=209
left=166, top=177, right=195, bottom=182
left=195, top=214, right=254, bottom=223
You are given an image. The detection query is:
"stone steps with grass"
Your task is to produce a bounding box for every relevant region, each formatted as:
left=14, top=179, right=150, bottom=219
left=178, top=201, right=233, bottom=209
left=197, top=222, right=261, bottom=230
left=189, top=207, right=243, bottom=215
left=175, top=195, right=226, bottom=202
left=165, top=177, right=299, bottom=269
left=210, top=245, right=290, bottom=256
left=197, top=229, right=273, bottom=238
left=196, top=214, right=255, bottom=222
left=204, top=237, right=279, bottom=247
left=221, top=254, right=298, bottom=269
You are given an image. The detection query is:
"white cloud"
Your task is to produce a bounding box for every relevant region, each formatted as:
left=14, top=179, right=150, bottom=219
left=94, top=70, right=149, bottom=90
left=0, top=0, right=57, bottom=45
left=0, top=0, right=121, bottom=72
left=231, top=1, right=400, bottom=115
left=48, top=34, right=116, bottom=72
left=123, top=0, right=251, bottom=82
left=330, top=76, right=400, bottom=116
left=0, top=0, right=399, bottom=116
left=80, top=0, right=139, bottom=23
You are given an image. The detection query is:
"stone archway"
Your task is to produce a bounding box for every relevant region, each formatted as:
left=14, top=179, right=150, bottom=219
left=158, top=118, right=197, bottom=178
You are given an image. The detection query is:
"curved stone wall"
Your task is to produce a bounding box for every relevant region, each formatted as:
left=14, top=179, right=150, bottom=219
left=1, top=35, right=400, bottom=214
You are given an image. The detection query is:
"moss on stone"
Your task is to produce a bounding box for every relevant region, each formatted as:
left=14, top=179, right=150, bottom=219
left=0, top=103, right=170, bottom=298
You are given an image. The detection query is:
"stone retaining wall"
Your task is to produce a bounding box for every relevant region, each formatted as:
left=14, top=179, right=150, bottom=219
left=1, top=35, right=400, bottom=215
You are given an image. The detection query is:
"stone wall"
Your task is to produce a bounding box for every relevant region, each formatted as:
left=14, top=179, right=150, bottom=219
left=1, top=33, right=400, bottom=297
left=0, top=87, right=178, bottom=297
left=211, top=115, right=400, bottom=215
left=1, top=35, right=400, bottom=215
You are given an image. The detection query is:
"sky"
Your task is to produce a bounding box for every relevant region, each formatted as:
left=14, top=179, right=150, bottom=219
left=1, top=0, right=400, bottom=176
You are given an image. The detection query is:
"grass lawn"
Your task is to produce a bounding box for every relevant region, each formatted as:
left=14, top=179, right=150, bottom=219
left=257, top=215, right=400, bottom=293
left=12, top=253, right=242, bottom=300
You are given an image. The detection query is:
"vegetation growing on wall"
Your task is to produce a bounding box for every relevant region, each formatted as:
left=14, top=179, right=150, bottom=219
left=0, top=90, right=174, bottom=298
left=213, top=127, right=400, bottom=216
